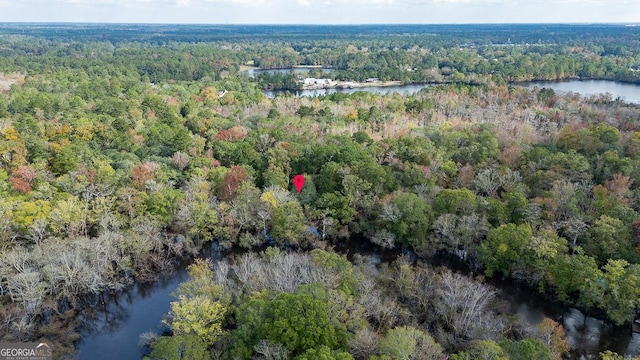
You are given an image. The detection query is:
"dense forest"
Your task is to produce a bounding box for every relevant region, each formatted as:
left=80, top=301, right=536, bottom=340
left=0, top=24, right=639, bottom=359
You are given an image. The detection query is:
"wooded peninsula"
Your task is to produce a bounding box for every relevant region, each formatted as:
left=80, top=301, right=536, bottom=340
left=0, top=24, right=639, bottom=360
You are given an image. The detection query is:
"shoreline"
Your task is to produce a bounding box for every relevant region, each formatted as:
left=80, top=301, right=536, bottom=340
left=302, top=80, right=404, bottom=90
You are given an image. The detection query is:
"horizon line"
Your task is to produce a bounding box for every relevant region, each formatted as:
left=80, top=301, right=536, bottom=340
left=1, top=21, right=638, bottom=26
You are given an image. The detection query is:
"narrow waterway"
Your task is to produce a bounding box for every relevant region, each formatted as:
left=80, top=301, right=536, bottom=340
left=77, top=243, right=640, bottom=359
left=76, top=270, right=189, bottom=360
left=496, top=277, right=640, bottom=359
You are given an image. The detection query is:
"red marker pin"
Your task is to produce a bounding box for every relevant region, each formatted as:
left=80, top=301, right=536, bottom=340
left=293, top=174, right=305, bottom=194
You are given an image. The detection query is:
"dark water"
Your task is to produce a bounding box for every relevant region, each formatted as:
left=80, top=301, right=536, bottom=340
left=76, top=270, right=189, bottom=360
left=496, top=278, right=640, bottom=359
left=77, top=243, right=640, bottom=359
left=76, top=245, right=227, bottom=360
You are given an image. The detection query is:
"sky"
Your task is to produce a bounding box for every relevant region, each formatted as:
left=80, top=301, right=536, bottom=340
left=0, top=0, right=639, bottom=25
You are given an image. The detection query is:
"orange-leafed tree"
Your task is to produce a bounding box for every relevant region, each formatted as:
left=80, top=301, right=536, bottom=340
left=536, top=318, right=571, bottom=360
left=213, top=126, right=245, bottom=142
left=10, top=165, right=37, bottom=194
left=218, top=166, right=248, bottom=201
left=131, top=162, right=160, bottom=190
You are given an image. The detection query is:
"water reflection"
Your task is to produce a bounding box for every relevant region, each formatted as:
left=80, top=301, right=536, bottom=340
left=432, top=252, right=640, bottom=358
left=77, top=270, right=188, bottom=360
left=77, top=241, right=640, bottom=359
left=563, top=308, right=640, bottom=359
left=519, top=79, right=640, bottom=104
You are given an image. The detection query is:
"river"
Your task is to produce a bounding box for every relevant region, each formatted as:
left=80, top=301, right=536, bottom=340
left=77, top=79, right=640, bottom=359
left=497, top=278, right=640, bottom=359
left=247, top=66, right=640, bottom=104
left=77, top=243, right=640, bottom=359
left=76, top=270, right=189, bottom=360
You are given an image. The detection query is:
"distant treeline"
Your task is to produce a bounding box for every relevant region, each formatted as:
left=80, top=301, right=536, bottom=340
left=0, top=23, right=639, bottom=87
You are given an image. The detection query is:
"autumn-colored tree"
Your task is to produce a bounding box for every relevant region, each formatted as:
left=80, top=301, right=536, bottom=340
left=500, top=144, right=524, bottom=169
left=604, top=173, right=633, bottom=205
left=10, top=165, right=37, bottom=194
left=214, top=126, right=245, bottom=141
left=632, top=220, right=640, bottom=251
left=219, top=165, right=248, bottom=201
left=131, top=162, right=158, bottom=189
left=535, top=318, right=570, bottom=360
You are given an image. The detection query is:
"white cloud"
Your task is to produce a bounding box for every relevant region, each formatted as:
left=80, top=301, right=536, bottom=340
left=201, top=0, right=271, bottom=6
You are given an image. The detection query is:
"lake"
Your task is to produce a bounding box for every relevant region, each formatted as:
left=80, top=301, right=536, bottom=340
left=519, top=79, right=640, bottom=104
left=265, top=78, right=640, bottom=104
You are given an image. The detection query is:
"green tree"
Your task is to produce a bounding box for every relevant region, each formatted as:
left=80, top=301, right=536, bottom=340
left=10, top=199, right=51, bottom=235
left=231, top=290, right=342, bottom=359
left=378, top=326, right=443, bottom=360
left=49, top=196, right=87, bottom=237
left=479, top=223, right=533, bottom=277
left=270, top=200, right=306, bottom=246
left=599, top=259, right=640, bottom=325
left=433, top=188, right=477, bottom=216
left=294, top=346, right=353, bottom=360
left=381, top=192, right=432, bottom=253
left=146, top=334, right=208, bottom=360
left=450, top=340, right=508, bottom=360
left=165, top=295, right=226, bottom=345
left=586, top=215, right=632, bottom=265
left=145, top=187, right=184, bottom=227
left=498, top=339, right=551, bottom=360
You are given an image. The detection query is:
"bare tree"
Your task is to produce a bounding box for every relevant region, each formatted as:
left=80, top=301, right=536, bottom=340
left=556, top=216, right=589, bottom=253
left=432, top=213, right=458, bottom=251
left=27, top=220, right=48, bottom=246
left=170, top=151, right=190, bottom=171
left=348, top=328, right=380, bottom=360
left=432, top=270, right=505, bottom=346
left=473, top=168, right=501, bottom=197
left=380, top=203, right=402, bottom=222
left=369, top=229, right=396, bottom=249
left=6, top=270, right=47, bottom=315
left=252, top=340, right=289, bottom=360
